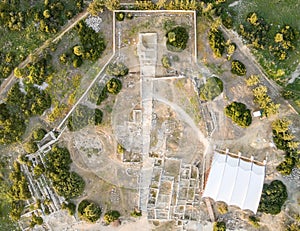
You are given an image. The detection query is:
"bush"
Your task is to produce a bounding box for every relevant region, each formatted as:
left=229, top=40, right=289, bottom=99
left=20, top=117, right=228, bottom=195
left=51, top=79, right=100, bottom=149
left=116, top=12, right=125, bottom=21
left=73, top=57, right=83, bottom=68
left=97, top=86, right=108, bottom=105
left=258, top=180, right=288, bottom=215
left=231, top=60, right=247, bottom=76
left=131, top=209, right=142, bottom=217
left=106, top=78, right=122, bottom=94
left=24, top=140, right=38, bottom=153
left=208, top=29, right=225, bottom=58
left=126, top=12, right=134, bottom=19
left=225, top=102, right=252, bottom=127
left=161, top=55, right=171, bottom=68
left=166, top=27, right=189, bottom=52
left=248, top=216, right=260, bottom=228
left=32, top=128, right=47, bottom=141
left=199, top=77, right=223, bottom=101
left=95, top=109, right=103, bottom=125
left=106, top=62, right=129, bottom=77
left=104, top=210, right=121, bottom=224
left=62, top=202, right=76, bottom=216
left=45, top=146, right=85, bottom=199
left=213, top=221, right=226, bottom=231
left=78, top=200, right=101, bottom=223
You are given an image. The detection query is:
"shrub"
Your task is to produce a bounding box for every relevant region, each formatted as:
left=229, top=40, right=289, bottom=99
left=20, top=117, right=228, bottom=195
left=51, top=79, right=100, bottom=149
left=131, top=209, right=142, bottom=217
left=32, top=128, right=47, bottom=141
left=208, top=29, right=225, bottom=58
left=45, top=146, right=85, bottom=199
left=78, top=200, right=101, bottom=223
left=161, top=55, right=171, bottom=68
left=231, top=60, right=247, bottom=76
left=106, top=78, right=122, bottom=94
left=97, top=86, right=108, bottom=105
left=95, top=109, right=103, bottom=125
left=199, top=77, right=223, bottom=101
left=24, top=140, right=38, bottom=153
left=213, top=221, right=226, bottom=231
left=248, top=216, right=260, bottom=228
left=116, top=12, right=125, bottom=21
left=62, top=202, right=76, bottom=216
left=258, top=180, right=288, bottom=215
left=104, top=210, right=121, bottom=224
left=166, top=27, right=189, bottom=52
left=106, top=62, right=129, bottom=77
left=225, top=102, right=252, bottom=127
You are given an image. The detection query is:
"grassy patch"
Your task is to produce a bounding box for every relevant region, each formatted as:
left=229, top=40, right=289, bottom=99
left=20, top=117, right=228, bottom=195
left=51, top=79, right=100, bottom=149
left=223, top=0, right=300, bottom=81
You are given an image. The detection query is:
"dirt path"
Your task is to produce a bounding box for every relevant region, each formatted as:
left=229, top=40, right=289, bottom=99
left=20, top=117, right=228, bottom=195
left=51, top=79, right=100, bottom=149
left=152, top=95, right=209, bottom=150
left=0, top=10, right=89, bottom=100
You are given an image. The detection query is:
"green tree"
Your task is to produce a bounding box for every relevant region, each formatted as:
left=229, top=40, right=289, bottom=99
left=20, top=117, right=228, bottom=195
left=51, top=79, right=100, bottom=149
left=208, top=29, right=225, bottom=58
left=225, top=102, right=252, bottom=127
left=33, top=164, right=45, bottom=177
left=95, top=109, right=103, bottom=125
left=272, top=118, right=291, bottom=135
left=245, top=75, right=260, bottom=87
left=73, top=45, right=84, bottom=56
left=258, top=180, right=288, bottom=215
left=104, top=210, right=121, bottom=224
left=106, top=78, right=122, bottom=94
left=166, top=27, right=189, bottom=52
left=105, top=0, right=120, bottom=11
left=199, top=77, right=223, bottom=101
left=213, top=221, right=226, bottom=231
left=32, top=128, right=47, bottom=141
left=78, top=200, right=101, bottom=223
left=14, top=67, right=24, bottom=78
left=73, top=57, right=83, bottom=68
left=88, top=0, right=105, bottom=16
left=24, top=140, right=38, bottom=153
left=231, top=60, right=247, bottom=76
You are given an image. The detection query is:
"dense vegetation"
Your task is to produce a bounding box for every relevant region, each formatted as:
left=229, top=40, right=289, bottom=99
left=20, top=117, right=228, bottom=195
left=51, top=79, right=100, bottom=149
left=78, top=200, right=101, bottom=223
left=67, top=105, right=103, bottom=131
left=59, top=20, right=106, bottom=68
left=44, top=146, right=85, bottom=199
left=0, top=0, right=84, bottom=82
left=272, top=119, right=300, bottom=175
left=252, top=85, right=280, bottom=117
left=225, top=102, right=252, bottom=127
left=0, top=157, right=20, bottom=229
left=135, top=0, right=199, bottom=10
left=221, top=1, right=300, bottom=83
left=6, top=162, right=31, bottom=222
left=24, top=128, right=47, bottom=154
left=213, top=221, right=226, bottom=231
left=103, top=210, right=121, bottom=224
left=208, top=29, right=225, bottom=58
left=258, top=180, right=288, bottom=215
left=29, top=213, right=43, bottom=228
left=199, top=77, right=223, bottom=101
left=166, top=27, right=189, bottom=52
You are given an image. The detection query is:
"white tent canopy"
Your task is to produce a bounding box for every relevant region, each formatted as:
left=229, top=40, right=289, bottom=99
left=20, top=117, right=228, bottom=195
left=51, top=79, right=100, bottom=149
left=202, top=151, right=265, bottom=213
